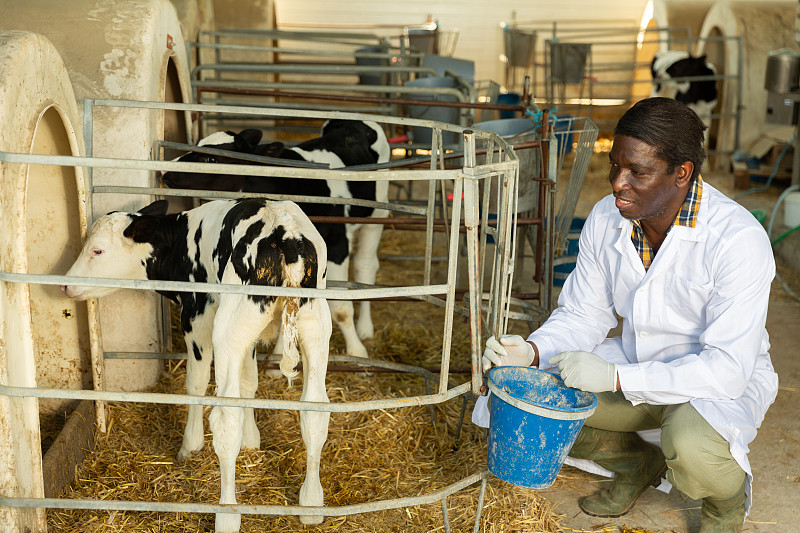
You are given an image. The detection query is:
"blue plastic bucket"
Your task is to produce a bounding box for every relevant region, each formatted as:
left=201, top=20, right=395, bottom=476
left=487, top=366, right=597, bottom=488
left=497, top=92, right=521, bottom=119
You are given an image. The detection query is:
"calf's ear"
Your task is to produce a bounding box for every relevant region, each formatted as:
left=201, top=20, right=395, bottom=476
left=255, top=141, right=285, bottom=158
left=123, top=215, right=159, bottom=244
left=137, top=200, right=169, bottom=217
left=235, top=129, right=263, bottom=152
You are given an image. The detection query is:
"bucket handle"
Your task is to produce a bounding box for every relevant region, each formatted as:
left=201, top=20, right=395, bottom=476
left=487, top=378, right=596, bottom=422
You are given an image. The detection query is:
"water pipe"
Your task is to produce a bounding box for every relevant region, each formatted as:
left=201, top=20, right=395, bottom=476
left=765, top=183, right=800, bottom=304
left=733, top=132, right=796, bottom=201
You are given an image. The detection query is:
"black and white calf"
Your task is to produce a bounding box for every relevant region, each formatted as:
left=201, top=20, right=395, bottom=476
left=61, top=199, right=331, bottom=532
left=161, top=119, right=390, bottom=359
left=651, top=50, right=718, bottom=133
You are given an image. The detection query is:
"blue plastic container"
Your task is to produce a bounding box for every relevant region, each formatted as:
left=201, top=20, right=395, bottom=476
left=552, top=114, right=575, bottom=154
left=487, top=366, right=597, bottom=489
left=473, top=117, right=536, bottom=139
left=497, top=92, right=521, bottom=119
left=405, top=76, right=460, bottom=147
left=553, top=217, right=585, bottom=287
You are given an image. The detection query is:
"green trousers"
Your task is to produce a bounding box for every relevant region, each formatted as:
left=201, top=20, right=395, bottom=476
left=584, top=391, right=746, bottom=501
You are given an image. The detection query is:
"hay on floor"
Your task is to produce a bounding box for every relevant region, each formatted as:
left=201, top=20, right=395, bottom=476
left=45, top=226, right=652, bottom=532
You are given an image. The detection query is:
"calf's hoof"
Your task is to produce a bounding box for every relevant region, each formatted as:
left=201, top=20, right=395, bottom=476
left=241, top=426, right=261, bottom=450
left=299, top=480, right=324, bottom=525
left=300, top=514, right=324, bottom=526
left=215, top=512, right=241, bottom=533
left=176, top=445, right=202, bottom=463
left=347, top=343, right=369, bottom=359
left=356, top=321, right=374, bottom=340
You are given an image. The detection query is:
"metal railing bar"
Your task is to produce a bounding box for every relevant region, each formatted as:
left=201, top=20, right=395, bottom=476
left=200, top=28, right=386, bottom=45
left=196, top=86, right=526, bottom=113
left=103, top=353, right=454, bottom=379
left=84, top=98, right=511, bottom=138
left=0, top=151, right=470, bottom=182
left=92, top=186, right=430, bottom=216
left=190, top=41, right=418, bottom=60
left=0, top=470, right=487, bottom=516
left=158, top=140, right=436, bottom=173
left=196, top=98, right=395, bottom=114
left=0, top=382, right=471, bottom=413
left=192, top=79, right=468, bottom=100
left=0, top=271, right=448, bottom=301
left=158, top=141, right=331, bottom=169
left=192, top=63, right=436, bottom=76
left=588, top=74, right=739, bottom=86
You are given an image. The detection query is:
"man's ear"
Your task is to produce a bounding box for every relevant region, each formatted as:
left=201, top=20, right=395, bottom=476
left=676, top=161, right=694, bottom=188
left=123, top=215, right=159, bottom=243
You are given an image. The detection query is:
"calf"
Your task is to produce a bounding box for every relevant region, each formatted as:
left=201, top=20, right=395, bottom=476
left=61, top=199, right=332, bottom=532
left=650, top=50, right=718, bottom=135
left=161, top=119, right=390, bottom=359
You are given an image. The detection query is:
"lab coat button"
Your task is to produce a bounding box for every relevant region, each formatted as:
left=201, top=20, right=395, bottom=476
left=638, top=331, right=649, bottom=338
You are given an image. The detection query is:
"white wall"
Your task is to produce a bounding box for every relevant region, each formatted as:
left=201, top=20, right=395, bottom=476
left=275, top=0, right=650, bottom=87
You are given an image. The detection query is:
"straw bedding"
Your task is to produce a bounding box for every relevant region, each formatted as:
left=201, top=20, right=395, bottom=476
left=46, top=215, right=661, bottom=532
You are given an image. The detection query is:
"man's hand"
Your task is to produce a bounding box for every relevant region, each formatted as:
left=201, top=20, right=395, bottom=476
left=482, top=335, right=535, bottom=371
left=549, top=350, right=618, bottom=393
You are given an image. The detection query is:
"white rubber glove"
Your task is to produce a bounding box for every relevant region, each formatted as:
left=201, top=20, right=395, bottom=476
left=482, top=335, right=535, bottom=371
left=549, top=350, right=618, bottom=393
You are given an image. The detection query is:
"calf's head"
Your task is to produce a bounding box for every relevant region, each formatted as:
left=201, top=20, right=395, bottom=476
left=61, top=200, right=169, bottom=300
left=161, top=129, right=284, bottom=191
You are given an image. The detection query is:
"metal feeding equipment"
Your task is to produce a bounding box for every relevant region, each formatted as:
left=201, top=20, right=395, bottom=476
left=765, top=46, right=800, bottom=185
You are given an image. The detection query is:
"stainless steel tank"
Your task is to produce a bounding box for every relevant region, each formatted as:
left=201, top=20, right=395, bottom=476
left=765, top=49, right=800, bottom=94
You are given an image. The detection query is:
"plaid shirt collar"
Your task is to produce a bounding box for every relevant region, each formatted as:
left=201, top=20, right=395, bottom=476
left=631, top=175, right=703, bottom=270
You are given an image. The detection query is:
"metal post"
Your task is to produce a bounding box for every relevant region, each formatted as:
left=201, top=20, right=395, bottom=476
left=462, top=130, right=483, bottom=395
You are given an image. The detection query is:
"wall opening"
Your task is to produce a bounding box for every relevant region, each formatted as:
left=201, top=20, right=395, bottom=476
left=162, top=56, right=189, bottom=159
left=26, top=106, right=92, bottom=455
left=632, top=17, right=660, bottom=104
left=161, top=56, right=192, bottom=215
left=160, top=56, right=191, bottom=352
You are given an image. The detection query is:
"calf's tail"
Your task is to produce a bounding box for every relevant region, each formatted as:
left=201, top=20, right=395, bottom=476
left=278, top=244, right=309, bottom=387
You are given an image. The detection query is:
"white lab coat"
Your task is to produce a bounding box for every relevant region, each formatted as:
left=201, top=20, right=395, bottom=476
left=529, top=182, right=779, bottom=511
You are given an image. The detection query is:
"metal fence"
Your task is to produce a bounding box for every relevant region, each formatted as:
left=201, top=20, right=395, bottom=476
left=188, top=29, right=514, bottom=148
left=0, top=99, right=526, bottom=530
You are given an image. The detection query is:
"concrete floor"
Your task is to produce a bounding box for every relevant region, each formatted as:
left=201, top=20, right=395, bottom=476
left=535, top=171, right=800, bottom=532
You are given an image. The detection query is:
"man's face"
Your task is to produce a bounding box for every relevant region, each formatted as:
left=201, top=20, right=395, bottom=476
left=608, top=135, right=687, bottom=221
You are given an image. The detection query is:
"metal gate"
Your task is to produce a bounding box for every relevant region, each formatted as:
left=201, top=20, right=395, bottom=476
left=0, top=99, right=528, bottom=531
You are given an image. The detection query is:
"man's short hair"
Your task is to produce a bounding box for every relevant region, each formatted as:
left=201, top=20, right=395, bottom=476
left=614, top=97, right=708, bottom=180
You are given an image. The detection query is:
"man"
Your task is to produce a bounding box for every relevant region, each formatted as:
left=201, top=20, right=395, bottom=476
left=482, top=97, right=778, bottom=532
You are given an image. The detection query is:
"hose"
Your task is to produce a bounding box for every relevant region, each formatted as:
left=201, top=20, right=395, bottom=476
left=730, top=132, right=800, bottom=302
left=733, top=133, right=796, bottom=201
left=765, top=184, right=800, bottom=304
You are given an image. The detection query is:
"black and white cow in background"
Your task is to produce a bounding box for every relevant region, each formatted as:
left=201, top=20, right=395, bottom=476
left=650, top=50, right=718, bottom=138
left=61, top=198, right=331, bottom=533
left=161, top=119, right=390, bottom=360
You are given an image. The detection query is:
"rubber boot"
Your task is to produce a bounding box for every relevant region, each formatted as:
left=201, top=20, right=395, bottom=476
left=698, top=480, right=746, bottom=533
left=569, top=426, right=667, bottom=518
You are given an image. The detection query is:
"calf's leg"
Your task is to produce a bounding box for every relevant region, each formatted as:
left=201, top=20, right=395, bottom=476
left=326, top=259, right=367, bottom=358
left=240, top=345, right=262, bottom=450
left=351, top=208, right=386, bottom=340
left=177, top=307, right=215, bottom=462
left=209, top=294, right=273, bottom=533
left=296, top=298, right=332, bottom=525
